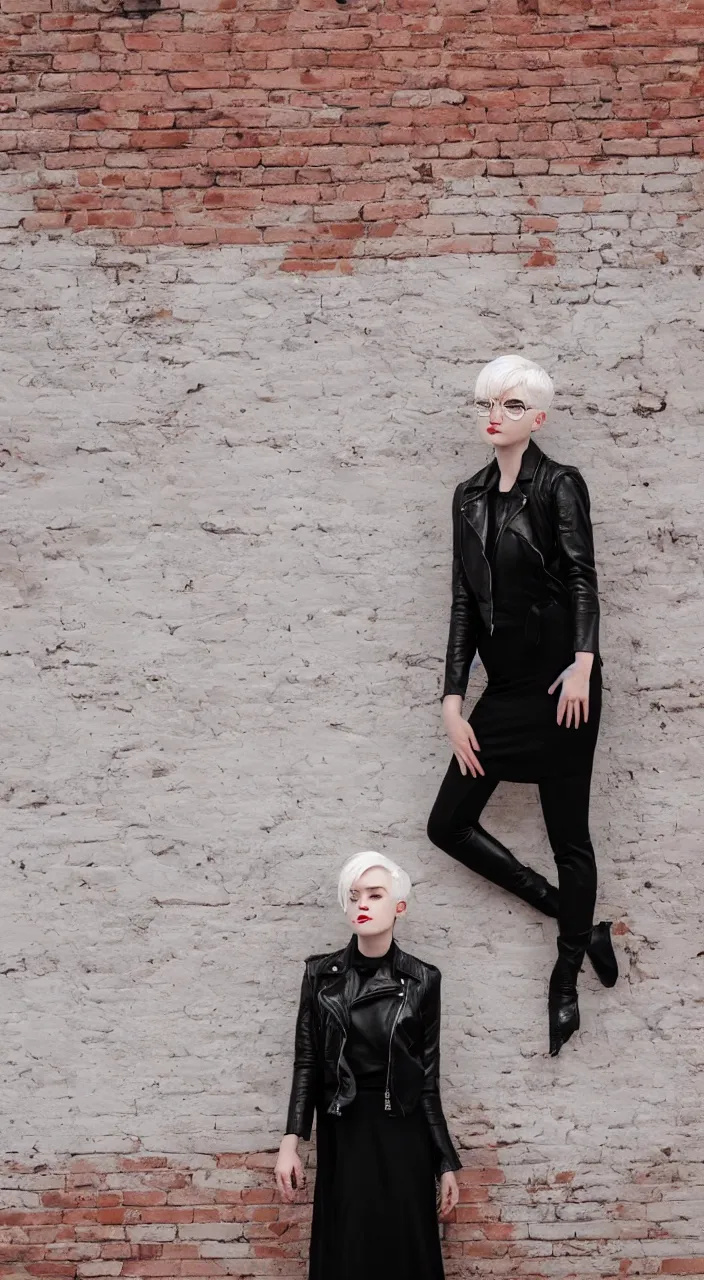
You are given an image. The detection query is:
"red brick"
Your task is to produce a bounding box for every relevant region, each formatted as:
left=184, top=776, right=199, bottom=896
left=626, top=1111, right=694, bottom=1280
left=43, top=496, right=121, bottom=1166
left=1, top=2, right=699, bottom=260
left=259, top=147, right=309, bottom=167
left=24, top=1268, right=76, bottom=1278
left=122, top=1192, right=167, bottom=1207
left=136, top=1209, right=194, bottom=1224
left=21, top=212, right=68, bottom=230
left=659, top=138, right=693, bottom=154
left=266, top=185, right=321, bottom=204
left=366, top=220, right=399, bottom=238
left=362, top=199, right=425, bottom=221
left=279, top=257, right=354, bottom=274
left=129, top=130, right=190, bottom=149
left=241, top=1189, right=275, bottom=1204
left=207, top=149, right=261, bottom=168
left=522, top=216, right=559, bottom=231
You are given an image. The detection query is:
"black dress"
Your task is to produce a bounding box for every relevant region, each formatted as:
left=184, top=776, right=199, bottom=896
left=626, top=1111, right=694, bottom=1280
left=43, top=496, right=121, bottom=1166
left=468, top=482, right=601, bottom=782
left=308, top=941, right=446, bottom=1280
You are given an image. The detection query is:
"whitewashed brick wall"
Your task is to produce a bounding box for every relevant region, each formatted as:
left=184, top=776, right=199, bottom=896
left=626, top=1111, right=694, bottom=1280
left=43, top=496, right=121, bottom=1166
left=1, top=246, right=702, bottom=1249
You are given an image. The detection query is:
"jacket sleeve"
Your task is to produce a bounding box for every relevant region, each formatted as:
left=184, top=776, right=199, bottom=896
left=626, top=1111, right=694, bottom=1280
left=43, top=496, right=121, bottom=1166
left=284, top=967, right=318, bottom=1140
left=419, top=969, right=462, bottom=1175
left=442, top=484, right=480, bottom=700
left=552, top=469, right=600, bottom=655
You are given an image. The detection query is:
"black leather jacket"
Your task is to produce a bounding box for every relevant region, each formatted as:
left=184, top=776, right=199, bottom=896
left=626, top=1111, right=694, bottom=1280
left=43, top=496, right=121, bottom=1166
left=285, top=936, right=462, bottom=1176
left=443, top=438, right=600, bottom=699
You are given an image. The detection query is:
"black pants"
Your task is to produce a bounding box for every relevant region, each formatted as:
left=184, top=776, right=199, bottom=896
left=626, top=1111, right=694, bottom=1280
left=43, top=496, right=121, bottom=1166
left=427, top=757, right=597, bottom=938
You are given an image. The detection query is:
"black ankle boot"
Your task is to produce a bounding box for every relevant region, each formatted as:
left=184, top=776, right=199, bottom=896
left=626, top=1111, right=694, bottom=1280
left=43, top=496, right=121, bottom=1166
left=587, top=921, right=618, bottom=988
left=548, top=933, right=590, bottom=1057
left=525, top=877, right=619, bottom=989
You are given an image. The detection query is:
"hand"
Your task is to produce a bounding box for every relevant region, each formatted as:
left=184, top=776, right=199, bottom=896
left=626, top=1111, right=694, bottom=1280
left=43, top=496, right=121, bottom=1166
left=274, top=1135, right=305, bottom=1203
left=548, top=663, right=590, bottom=729
left=438, top=1171, right=459, bottom=1220
left=442, top=700, right=484, bottom=778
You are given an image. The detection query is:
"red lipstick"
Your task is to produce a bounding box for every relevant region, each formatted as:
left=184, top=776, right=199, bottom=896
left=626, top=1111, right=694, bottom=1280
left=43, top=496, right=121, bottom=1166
left=487, top=426, right=500, bottom=435
left=357, top=914, right=371, bottom=923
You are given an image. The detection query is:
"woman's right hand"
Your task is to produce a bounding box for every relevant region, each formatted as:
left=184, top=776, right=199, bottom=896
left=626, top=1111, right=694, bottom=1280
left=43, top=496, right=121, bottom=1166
left=442, top=697, right=484, bottom=778
left=275, top=1134, right=305, bottom=1203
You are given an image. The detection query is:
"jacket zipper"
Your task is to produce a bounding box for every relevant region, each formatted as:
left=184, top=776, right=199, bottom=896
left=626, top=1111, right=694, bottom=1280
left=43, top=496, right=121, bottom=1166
left=351, top=982, right=399, bottom=1006
left=384, top=986, right=407, bottom=1114
left=332, top=1031, right=347, bottom=1116
left=320, top=991, right=349, bottom=1117
left=512, top=525, right=564, bottom=593
left=461, top=515, right=494, bottom=635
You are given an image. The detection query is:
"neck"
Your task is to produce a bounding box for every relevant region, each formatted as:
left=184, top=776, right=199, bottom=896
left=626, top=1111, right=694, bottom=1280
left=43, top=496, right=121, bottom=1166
left=494, top=437, right=532, bottom=490
left=356, top=927, right=394, bottom=958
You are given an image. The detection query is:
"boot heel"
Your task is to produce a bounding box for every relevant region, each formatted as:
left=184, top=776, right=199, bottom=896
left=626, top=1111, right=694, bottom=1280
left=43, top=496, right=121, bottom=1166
left=587, top=921, right=618, bottom=988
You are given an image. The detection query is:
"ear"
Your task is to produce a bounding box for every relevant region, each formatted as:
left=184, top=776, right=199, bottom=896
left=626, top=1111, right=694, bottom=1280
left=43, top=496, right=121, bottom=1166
left=395, top=900, right=407, bottom=917
left=532, top=411, right=546, bottom=430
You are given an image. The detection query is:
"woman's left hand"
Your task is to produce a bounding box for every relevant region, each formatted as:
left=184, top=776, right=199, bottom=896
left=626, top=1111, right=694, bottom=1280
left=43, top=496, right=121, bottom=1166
left=548, top=664, right=590, bottom=729
left=438, top=1171, right=459, bottom=1220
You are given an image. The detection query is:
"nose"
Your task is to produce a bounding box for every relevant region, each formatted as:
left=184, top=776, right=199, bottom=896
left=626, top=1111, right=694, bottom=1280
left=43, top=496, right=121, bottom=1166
left=489, top=401, right=503, bottom=424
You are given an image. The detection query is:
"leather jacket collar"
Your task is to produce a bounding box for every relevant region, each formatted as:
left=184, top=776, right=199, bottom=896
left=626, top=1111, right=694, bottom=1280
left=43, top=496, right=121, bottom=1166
left=463, top=434, right=544, bottom=494
left=316, top=934, right=419, bottom=982
left=460, top=436, right=544, bottom=561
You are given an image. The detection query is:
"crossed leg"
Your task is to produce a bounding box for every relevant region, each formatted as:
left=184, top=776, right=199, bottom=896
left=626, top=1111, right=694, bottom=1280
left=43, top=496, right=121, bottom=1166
left=427, top=756, right=598, bottom=932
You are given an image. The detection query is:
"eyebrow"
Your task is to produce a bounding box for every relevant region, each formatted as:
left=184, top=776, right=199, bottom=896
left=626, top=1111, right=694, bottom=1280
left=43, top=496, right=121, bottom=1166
left=350, top=885, right=387, bottom=894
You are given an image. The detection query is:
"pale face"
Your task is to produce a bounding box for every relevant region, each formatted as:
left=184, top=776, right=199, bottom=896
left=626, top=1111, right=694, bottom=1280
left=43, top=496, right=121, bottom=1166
left=474, top=383, right=546, bottom=448
left=346, top=866, right=406, bottom=938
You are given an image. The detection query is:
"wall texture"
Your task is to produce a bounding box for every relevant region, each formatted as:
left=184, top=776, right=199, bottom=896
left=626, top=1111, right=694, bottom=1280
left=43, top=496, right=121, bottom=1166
left=1, top=240, right=704, bottom=1276
left=0, top=0, right=703, bottom=263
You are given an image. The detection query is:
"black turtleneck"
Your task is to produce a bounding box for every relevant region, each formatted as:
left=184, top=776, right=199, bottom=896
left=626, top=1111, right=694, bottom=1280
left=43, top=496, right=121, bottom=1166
left=352, top=936, right=391, bottom=974
left=346, top=937, right=397, bottom=1091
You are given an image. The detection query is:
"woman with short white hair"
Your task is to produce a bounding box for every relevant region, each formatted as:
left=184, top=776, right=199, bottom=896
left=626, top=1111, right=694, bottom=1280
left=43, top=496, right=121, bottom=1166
left=427, top=354, right=618, bottom=1057
left=275, top=851, right=460, bottom=1280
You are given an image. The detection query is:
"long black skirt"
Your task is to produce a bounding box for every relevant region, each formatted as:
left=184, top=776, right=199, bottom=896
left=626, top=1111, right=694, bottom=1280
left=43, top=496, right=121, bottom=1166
left=309, top=1090, right=445, bottom=1280
left=469, top=603, right=602, bottom=782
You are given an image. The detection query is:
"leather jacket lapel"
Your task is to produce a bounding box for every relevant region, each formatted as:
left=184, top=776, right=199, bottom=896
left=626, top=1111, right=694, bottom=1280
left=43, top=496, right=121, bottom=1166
left=458, top=439, right=546, bottom=632
left=459, top=468, right=495, bottom=631
left=318, top=938, right=401, bottom=1012
left=517, top=436, right=543, bottom=484
left=350, top=970, right=401, bottom=1004
left=318, top=969, right=355, bottom=1033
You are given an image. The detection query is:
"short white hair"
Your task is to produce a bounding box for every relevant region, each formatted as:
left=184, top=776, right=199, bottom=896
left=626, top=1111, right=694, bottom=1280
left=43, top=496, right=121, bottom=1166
left=475, top=355, right=554, bottom=411
left=337, top=852, right=412, bottom=912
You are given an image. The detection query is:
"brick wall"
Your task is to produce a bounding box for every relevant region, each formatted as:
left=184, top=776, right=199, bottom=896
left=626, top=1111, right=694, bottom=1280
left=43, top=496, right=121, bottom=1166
left=3, top=1143, right=704, bottom=1279
left=2, top=241, right=704, bottom=1276
left=1, top=0, right=702, bottom=263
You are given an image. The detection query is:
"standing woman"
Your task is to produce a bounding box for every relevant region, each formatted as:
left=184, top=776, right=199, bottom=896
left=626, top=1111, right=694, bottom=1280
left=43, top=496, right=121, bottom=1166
left=427, top=354, right=618, bottom=1057
left=275, top=851, right=461, bottom=1280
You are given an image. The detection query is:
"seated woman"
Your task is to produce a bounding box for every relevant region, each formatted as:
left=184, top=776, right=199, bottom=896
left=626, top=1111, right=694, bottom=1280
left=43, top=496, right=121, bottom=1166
left=275, top=851, right=461, bottom=1280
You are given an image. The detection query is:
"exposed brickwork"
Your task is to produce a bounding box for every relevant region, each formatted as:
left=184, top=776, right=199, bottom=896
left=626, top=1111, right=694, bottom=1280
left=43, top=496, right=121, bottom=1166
left=2, top=1143, right=704, bottom=1278
left=0, top=0, right=702, bottom=261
